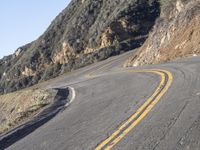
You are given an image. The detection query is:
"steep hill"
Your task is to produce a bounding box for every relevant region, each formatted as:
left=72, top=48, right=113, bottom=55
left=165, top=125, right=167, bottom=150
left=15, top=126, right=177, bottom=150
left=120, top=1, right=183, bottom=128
left=125, top=0, right=200, bottom=67
left=0, top=0, right=160, bottom=94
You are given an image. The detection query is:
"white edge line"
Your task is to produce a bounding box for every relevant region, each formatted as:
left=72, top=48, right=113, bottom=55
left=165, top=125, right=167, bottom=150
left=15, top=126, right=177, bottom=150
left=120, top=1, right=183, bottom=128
left=65, top=86, right=76, bottom=107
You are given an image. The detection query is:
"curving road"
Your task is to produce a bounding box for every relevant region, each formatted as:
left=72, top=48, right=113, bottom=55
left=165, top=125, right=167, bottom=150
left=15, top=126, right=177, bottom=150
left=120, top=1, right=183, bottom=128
left=5, top=51, right=200, bottom=150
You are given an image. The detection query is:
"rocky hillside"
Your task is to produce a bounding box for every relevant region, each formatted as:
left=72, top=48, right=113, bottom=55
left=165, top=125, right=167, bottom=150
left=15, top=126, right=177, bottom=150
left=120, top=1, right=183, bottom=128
left=125, top=0, right=200, bottom=67
left=0, top=0, right=160, bottom=94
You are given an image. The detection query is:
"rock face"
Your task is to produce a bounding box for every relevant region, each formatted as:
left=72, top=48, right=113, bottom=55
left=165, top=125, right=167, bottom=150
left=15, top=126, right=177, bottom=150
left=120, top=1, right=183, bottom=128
left=0, top=0, right=160, bottom=94
left=125, top=0, right=200, bottom=67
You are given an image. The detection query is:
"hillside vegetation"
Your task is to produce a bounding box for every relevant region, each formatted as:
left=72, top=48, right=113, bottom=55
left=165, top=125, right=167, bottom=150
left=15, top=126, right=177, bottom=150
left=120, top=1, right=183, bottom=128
left=1, top=0, right=199, bottom=94
left=0, top=0, right=160, bottom=94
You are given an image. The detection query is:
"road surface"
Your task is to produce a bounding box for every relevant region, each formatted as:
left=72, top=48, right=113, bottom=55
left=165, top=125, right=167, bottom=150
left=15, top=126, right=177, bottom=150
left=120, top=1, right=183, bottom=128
left=4, top=51, right=200, bottom=150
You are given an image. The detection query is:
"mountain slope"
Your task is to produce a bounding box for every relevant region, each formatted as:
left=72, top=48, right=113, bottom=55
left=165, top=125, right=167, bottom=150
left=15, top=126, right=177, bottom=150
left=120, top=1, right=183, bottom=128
left=125, top=0, right=200, bottom=67
left=0, top=0, right=160, bottom=94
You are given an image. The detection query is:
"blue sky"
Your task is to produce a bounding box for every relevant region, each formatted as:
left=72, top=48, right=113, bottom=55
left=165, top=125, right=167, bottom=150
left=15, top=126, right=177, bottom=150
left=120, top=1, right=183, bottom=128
left=0, top=0, right=71, bottom=58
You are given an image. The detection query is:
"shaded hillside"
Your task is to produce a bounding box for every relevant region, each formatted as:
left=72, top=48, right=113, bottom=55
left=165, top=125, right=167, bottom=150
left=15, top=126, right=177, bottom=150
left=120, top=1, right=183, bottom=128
left=0, top=0, right=160, bottom=94
left=125, top=0, right=200, bottom=67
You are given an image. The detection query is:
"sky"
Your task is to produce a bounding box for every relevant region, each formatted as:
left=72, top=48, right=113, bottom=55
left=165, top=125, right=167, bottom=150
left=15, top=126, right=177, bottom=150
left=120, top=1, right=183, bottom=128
left=0, top=0, right=71, bottom=59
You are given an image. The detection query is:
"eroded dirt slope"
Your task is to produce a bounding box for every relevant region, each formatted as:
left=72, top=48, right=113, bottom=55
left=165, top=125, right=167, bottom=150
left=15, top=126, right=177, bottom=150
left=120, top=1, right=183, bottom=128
left=125, top=0, right=200, bottom=67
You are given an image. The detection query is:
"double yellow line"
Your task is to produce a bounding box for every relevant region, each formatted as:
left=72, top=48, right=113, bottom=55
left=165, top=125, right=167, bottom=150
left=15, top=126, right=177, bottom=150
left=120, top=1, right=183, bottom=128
left=95, top=69, right=172, bottom=150
left=85, top=64, right=173, bottom=150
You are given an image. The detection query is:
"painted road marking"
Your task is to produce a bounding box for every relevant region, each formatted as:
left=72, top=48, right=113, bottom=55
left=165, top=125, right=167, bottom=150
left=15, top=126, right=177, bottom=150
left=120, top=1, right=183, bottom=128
left=84, top=53, right=130, bottom=79
left=65, top=86, right=76, bottom=107
left=85, top=68, right=173, bottom=150
left=85, top=61, right=115, bottom=79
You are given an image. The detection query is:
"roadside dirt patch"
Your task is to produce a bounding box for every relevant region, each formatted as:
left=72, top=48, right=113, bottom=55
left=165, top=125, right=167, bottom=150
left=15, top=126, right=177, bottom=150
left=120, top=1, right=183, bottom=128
left=0, top=88, right=52, bottom=134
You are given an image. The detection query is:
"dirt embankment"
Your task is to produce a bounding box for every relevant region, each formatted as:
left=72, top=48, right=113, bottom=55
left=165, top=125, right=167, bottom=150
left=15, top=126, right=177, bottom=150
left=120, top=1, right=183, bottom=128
left=124, top=0, right=200, bottom=67
left=0, top=88, right=52, bottom=134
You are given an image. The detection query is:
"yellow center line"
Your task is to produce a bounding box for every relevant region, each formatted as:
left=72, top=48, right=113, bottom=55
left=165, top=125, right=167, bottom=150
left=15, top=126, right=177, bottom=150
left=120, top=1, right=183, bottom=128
left=85, top=62, right=114, bottom=79
left=84, top=60, right=173, bottom=150
left=104, top=70, right=172, bottom=150
left=89, top=69, right=173, bottom=150
left=85, top=56, right=125, bottom=79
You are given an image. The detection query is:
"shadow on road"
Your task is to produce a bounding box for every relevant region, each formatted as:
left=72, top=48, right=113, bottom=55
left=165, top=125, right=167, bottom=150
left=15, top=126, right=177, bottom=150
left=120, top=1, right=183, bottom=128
left=0, top=88, right=69, bottom=150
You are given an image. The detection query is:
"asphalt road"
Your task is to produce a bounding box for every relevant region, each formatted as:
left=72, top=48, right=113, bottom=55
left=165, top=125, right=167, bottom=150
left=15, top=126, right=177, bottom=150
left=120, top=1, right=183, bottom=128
left=6, top=51, right=200, bottom=150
